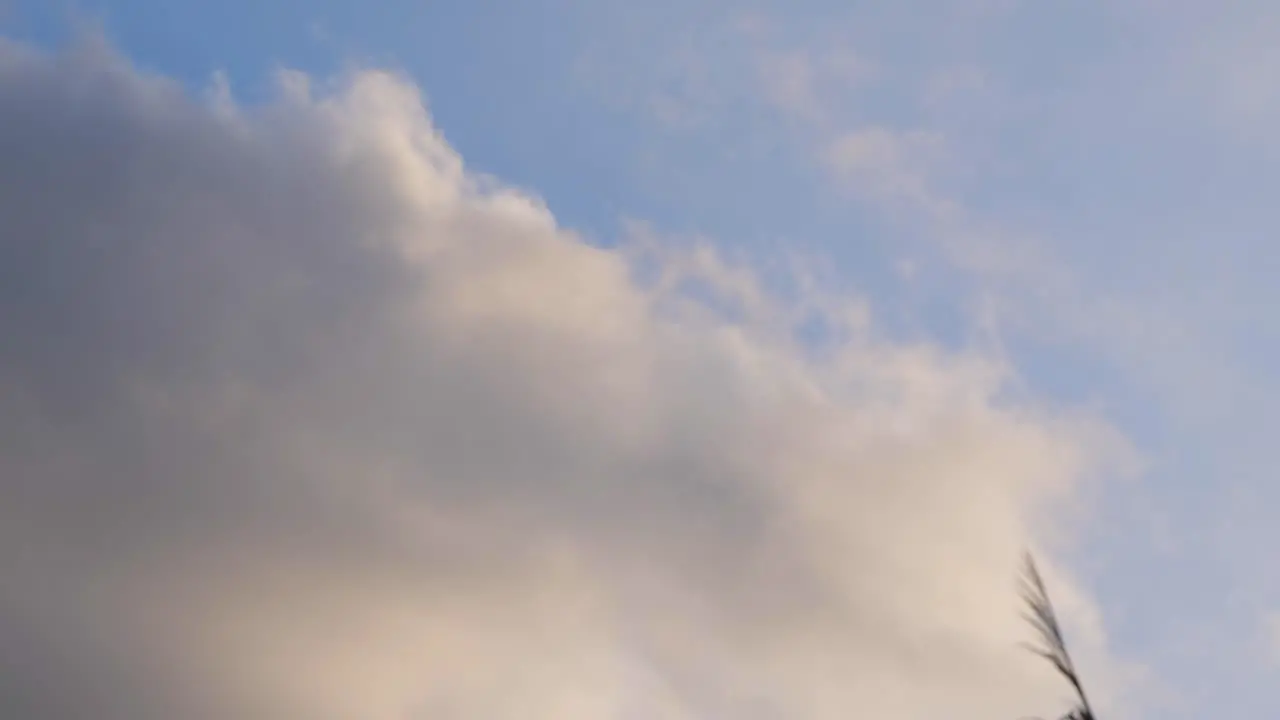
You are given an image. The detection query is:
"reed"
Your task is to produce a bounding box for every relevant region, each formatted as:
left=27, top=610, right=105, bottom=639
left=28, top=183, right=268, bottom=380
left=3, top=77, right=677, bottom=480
left=1020, top=554, right=1095, bottom=720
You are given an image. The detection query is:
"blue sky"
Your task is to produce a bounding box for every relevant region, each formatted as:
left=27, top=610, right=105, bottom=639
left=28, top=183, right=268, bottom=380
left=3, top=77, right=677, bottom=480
left=5, top=1, right=1280, bottom=717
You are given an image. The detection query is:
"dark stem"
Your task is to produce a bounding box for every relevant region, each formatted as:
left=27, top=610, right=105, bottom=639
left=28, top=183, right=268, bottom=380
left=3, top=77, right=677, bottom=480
left=1020, top=553, right=1095, bottom=720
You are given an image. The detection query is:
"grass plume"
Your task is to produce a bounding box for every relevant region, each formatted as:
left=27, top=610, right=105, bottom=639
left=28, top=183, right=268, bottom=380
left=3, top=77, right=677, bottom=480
left=1020, top=553, right=1095, bottom=720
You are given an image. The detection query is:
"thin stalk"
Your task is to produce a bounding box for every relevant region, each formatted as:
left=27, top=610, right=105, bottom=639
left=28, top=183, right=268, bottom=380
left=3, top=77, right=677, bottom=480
left=1019, top=553, right=1095, bottom=720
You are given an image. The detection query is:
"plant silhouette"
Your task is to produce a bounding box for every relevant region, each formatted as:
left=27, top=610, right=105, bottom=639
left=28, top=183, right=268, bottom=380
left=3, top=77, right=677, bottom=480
left=1020, top=554, right=1095, bottom=720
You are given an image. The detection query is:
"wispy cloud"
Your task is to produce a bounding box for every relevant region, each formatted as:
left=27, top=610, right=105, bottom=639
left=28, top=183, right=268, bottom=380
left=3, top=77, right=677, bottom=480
left=825, top=126, right=950, bottom=213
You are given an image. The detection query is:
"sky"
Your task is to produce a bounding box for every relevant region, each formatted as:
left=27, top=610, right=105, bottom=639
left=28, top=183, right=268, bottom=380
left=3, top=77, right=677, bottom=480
left=2, top=1, right=1280, bottom=718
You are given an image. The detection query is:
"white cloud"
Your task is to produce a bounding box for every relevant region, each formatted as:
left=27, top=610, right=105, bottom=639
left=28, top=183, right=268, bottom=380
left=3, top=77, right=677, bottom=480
left=758, top=51, right=823, bottom=121
left=825, top=126, right=952, bottom=214
left=0, top=39, right=1142, bottom=720
left=757, top=47, right=875, bottom=125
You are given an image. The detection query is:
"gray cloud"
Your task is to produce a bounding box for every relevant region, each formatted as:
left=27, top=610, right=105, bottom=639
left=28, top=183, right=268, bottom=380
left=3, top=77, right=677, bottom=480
left=0, top=38, right=1139, bottom=719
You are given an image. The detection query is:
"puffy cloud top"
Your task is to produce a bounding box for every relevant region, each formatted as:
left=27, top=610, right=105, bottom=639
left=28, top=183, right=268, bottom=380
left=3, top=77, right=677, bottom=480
left=0, top=39, right=1133, bottom=720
